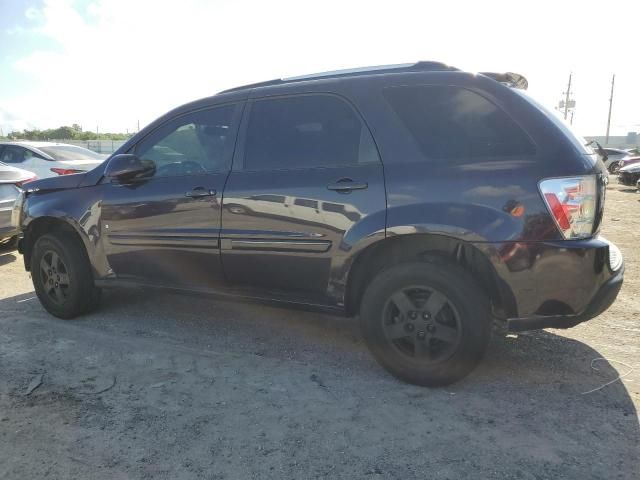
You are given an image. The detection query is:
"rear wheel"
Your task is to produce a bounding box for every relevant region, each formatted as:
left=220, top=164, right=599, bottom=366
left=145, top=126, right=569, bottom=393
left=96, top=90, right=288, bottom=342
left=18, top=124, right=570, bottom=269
left=359, top=261, right=491, bottom=386
left=608, top=161, right=620, bottom=174
left=30, top=232, right=101, bottom=319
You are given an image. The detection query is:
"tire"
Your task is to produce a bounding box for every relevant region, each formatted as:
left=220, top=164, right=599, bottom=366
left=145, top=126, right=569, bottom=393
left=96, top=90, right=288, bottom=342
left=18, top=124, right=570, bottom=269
left=359, top=260, right=491, bottom=387
left=30, top=232, right=101, bottom=319
left=608, top=161, right=620, bottom=174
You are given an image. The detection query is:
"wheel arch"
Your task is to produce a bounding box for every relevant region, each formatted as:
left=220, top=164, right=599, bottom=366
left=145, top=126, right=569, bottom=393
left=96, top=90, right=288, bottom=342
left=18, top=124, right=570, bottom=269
left=22, top=216, right=92, bottom=273
left=344, top=233, right=517, bottom=320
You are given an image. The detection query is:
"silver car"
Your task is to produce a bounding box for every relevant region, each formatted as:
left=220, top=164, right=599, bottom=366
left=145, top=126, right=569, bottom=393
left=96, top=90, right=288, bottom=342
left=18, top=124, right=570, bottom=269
left=0, top=141, right=107, bottom=180
left=0, top=162, right=35, bottom=246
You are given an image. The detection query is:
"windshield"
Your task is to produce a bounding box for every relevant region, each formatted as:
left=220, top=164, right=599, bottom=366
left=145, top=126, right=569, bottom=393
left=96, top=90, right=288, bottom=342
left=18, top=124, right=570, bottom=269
left=38, top=145, right=104, bottom=161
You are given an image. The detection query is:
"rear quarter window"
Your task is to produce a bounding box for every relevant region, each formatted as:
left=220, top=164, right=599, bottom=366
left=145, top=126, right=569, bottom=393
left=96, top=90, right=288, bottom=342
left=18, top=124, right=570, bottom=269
left=383, top=85, right=536, bottom=161
left=512, top=89, right=596, bottom=163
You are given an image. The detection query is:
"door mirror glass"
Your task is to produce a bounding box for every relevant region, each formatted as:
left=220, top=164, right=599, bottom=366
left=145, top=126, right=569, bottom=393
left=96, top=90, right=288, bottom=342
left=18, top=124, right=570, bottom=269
left=104, top=154, right=155, bottom=182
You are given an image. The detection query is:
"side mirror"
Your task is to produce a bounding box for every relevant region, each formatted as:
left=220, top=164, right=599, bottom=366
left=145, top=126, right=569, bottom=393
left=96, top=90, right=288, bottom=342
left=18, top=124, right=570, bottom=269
left=104, top=154, right=155, bottom=183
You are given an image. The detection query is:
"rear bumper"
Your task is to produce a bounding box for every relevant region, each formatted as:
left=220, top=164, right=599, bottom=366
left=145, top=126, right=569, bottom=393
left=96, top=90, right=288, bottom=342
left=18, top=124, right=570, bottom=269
left=507, top=263, right=624, bottom=332
left=471, top=236, right=624, bottom=332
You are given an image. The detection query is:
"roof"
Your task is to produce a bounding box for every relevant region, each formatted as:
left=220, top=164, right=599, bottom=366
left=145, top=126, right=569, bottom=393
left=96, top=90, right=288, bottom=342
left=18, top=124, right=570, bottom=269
left=0, top=141, right=82, bottom=149
left=219, top=61, right=458, bottom=94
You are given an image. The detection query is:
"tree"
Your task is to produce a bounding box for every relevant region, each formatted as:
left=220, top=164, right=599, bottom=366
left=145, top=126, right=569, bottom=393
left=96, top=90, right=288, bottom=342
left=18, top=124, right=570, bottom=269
left=6, top=126, right=133, bottom=141
left=49, top=126, right=76, bottom=139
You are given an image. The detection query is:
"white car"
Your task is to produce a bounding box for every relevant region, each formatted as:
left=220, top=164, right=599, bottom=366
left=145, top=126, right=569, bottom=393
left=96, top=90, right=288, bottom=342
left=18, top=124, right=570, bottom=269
left=0, top=162, right=36, bottom=246
left=0, top=141, right=107, bottom=179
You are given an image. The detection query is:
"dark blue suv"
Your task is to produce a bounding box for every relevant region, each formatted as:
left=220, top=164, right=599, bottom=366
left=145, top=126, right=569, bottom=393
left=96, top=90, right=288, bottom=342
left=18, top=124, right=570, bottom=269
left=13, top=62, right=624, bottom=386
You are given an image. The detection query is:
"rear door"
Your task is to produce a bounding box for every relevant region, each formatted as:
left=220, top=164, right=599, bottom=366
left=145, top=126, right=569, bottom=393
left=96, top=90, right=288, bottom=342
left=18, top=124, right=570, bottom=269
left=100, top=103, right=242, bottom=290
left=220, top=93, right=385, bottom=302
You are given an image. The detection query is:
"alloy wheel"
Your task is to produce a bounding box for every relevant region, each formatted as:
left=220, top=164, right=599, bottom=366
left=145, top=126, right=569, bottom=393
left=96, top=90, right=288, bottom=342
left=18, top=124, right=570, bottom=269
left=39, top=250, right=70, bottom=305
left=382, top=286, right=462, bottom=362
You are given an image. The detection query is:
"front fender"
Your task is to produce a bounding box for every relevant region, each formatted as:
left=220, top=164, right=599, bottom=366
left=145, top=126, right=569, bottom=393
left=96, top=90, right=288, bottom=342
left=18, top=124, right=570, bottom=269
left=21, top=186, right=107, bottom=276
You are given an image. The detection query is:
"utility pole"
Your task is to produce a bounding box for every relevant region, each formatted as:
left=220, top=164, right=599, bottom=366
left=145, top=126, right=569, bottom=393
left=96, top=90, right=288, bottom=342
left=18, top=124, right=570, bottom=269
left=563, top=73, right=572, bottom=121
left=605, top=74, right=615, bottom=145
left=137, top=120, right=140, bottom=132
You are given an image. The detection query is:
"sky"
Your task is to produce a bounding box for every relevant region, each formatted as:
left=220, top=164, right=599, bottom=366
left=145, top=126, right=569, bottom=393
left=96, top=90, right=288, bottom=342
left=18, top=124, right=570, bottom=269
left=0, top=0, right=639, bottom=137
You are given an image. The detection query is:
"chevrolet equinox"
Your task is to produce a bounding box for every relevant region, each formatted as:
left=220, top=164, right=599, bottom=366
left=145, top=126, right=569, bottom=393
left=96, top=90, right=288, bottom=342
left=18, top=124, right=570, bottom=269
left=12, top=62, right=624, bottom=386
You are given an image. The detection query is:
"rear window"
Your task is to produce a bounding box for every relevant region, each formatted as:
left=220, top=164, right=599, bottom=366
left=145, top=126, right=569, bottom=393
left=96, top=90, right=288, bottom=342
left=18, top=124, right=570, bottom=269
left=383, top=85, right=536, bottom=161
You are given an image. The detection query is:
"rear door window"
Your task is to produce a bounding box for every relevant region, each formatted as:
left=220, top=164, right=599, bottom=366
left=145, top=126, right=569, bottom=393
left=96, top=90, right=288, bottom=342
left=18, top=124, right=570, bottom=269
left=0, top=146, right=27, bottom=164
left=242, top=94, right=379, bottom=171
left=384, top=85, right=536, bottom=161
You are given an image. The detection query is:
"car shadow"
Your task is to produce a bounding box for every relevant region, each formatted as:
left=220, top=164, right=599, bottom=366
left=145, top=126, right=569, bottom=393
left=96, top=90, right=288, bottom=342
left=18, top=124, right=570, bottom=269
left=0, top=251, right=16, bottom=266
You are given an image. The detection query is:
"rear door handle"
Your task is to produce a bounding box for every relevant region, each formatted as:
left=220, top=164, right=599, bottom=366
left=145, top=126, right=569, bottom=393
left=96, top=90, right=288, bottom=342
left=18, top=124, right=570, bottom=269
left=186, top=187, right=216, bottom=198
left=327, top=180, right=368, bottom=193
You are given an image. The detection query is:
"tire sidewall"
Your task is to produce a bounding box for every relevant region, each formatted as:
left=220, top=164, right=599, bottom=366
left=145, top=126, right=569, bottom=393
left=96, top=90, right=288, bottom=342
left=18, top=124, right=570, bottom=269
left=360, top=261, right=491, bottom=386
left=31, top=234, right=91, bottom=319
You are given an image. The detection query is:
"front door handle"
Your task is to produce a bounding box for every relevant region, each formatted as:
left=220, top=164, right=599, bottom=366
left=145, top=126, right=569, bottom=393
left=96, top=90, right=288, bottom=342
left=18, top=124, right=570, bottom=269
left=186, top=187, right=216, bottom=198
left=327, top=179, right=368, bottom=193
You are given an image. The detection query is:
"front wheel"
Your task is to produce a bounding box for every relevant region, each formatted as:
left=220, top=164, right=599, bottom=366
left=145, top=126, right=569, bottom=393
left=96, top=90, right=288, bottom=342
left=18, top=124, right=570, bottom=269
left=359, top=261, right=491, bottom=387
left=31, top=232, right=101, bottom=319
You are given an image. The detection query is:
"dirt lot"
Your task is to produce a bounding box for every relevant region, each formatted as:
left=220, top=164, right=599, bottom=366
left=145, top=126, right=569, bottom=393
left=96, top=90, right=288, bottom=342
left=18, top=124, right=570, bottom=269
left=0, top=184, right=638, bottom=480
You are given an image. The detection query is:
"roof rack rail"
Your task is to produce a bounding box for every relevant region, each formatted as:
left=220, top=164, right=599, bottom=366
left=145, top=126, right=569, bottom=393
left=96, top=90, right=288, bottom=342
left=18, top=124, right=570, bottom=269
left=219, top=61, right=458, bottom=94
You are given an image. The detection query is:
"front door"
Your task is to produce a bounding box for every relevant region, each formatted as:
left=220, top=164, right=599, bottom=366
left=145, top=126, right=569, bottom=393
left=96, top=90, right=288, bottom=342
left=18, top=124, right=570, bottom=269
left=220, top=93, right=386, bottom=303
left=100, top=103, right=241, bottom=290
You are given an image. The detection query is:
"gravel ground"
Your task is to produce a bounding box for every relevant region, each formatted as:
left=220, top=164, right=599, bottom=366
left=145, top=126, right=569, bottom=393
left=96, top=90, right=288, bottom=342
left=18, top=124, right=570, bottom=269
left=0, top=183, right=638, bottom=479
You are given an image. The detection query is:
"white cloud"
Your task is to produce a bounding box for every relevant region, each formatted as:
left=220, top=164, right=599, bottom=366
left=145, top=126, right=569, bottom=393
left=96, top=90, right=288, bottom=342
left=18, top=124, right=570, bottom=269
left=2, top=0, right=639, bottom=136
left=0, top=107, right=37, bottom=133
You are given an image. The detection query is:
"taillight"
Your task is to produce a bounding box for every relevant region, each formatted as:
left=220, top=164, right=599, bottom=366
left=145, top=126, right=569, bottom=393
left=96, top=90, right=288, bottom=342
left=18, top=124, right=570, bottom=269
left=51, top=168, right=82, bottom=176
left=15, top=176, right=37, bottom=187
left=539, top=176, right=597, bottom=239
